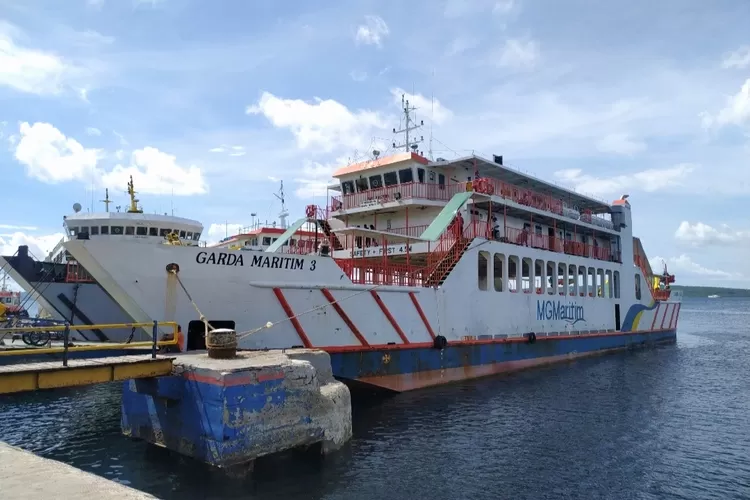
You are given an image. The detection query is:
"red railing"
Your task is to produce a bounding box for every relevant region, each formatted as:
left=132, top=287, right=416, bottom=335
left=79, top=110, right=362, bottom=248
left=501, top=226, right=619, bottom=263
left=330, top=178, right=613, bottom=229
left=65, top=262, right=94, bottom=283
left=338, top=259, right=428, bottom=287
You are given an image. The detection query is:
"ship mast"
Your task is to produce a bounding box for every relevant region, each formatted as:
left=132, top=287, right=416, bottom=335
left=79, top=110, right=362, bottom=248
left=126, top=175, right=143, bottom=214
left=392, top=94, right=425, bottom=154
left=274, top=180, right=289, bottom=229
left=100, top=188, right=112, bottom=213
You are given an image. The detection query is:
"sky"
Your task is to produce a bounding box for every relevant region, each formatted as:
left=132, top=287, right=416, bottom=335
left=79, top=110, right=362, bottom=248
left=1, top=0, right=750, bottom=287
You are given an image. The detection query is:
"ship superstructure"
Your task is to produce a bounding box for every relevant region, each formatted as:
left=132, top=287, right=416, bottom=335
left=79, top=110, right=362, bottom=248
left=61, top=94, right=682, bottom=390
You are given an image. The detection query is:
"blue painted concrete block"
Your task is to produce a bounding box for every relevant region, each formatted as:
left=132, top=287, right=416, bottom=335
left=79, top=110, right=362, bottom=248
left=120, top=350, right=352, bottom=468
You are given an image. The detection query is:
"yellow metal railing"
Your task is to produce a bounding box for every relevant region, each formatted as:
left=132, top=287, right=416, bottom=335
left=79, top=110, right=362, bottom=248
left=0, top=321, right=179, bottom=365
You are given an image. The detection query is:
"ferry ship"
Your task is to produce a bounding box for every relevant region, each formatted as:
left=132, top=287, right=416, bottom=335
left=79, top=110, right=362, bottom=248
left=61, top=97, right=682, bottom=391
left=0, top=177, right=204, bottom=342
left=0, top=273, right=27, bottom=321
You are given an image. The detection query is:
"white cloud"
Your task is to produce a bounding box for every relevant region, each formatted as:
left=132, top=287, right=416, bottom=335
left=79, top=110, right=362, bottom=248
left=496, top=38, right=539, bottom=69
left=209, top=146, right=226, bottom=153
left=206, top=223, right=244, bottom=244
left=246, top=91, right=386, bottom=152
left=15, top=122, right=100, bottom=183
left=649, top=254, right=739, bottom=280
left=14, top=122, right=207, bottom=195
left=0, top=231, right=64, bottom=263
left=0, top=224, right=38, bottom=231
left=553, top=164, right=695, bottom=197
left=675, top=221, right=750, bottom=246
left=701, top=78, right=750, bottom=128
left=101, top=147, right=208, bottom=196
left=294, top=159, right=341, bottom=199
left=391, top=88, right=453, bottom=125
left=229, top=151, right=246, bottom=157
left=349, top=70, right=368, bottom=82
left=355, top=16, right=389, bottom=47
left=0, top=23, right=69, bottom=95
left=596, top=133, right=646, bottom=156
left=722, top=46, right=750, bottom=69
left=86, top=127, right=102, bottom=136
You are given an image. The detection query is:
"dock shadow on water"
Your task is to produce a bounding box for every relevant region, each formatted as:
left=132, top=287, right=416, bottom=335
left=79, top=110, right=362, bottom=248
left=1, top=297, right=750, bottom=499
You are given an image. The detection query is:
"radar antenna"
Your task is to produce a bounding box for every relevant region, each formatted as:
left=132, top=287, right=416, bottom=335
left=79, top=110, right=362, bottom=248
left=273, top=180, right=289, bottom=229
left=392, top=93, right=425, bottom=154
left=100, top=188, right=112, bottom=213
left=127, top=175, right=143, bottom=213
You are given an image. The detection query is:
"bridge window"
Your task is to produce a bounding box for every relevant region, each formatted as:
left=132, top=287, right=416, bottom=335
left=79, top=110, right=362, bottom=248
left=342, top=181, right=355, bottom=195
left=478, top=251, right=489, bottom=290
left=90, top=226, right=99, bottom=235
left=136, top=227, right=147, bottom=236
left=635, top=274, right=641, bottom=300
left=383, top=171, right=398, bottom=186
left=262, top=237, right=271, bottom=245
left=417, top=168, right=425, bottom=183
left=149, top=227, right=158, bottom=236
left=159, top=228, right=170, bottom=237
left=493, top=253, right=505, bottom=292
left=398, top=168, right=413, bottom=184
left=79, top=226, right=89, bottom=235
left=68, top=227, right=78, bottom=236
left=185, top=231, right=192, bottom=239
left=111, top=226, right=124, bottom=235
left=193, top=232, right=201, bottom=240
left=179, top=230, right=186, bottom=238
left=355, top=177, right=369, bottom=192
left=100, top=226, right=109, bottom=235
left=125, top=226, right=135, bottom=235
left=369, top=174, right=383, bottom=189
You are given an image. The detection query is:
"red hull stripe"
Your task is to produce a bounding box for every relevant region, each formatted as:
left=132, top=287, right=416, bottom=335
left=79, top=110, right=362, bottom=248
left=320, top=327, right=676, bottom=354
left=659, top=303, right=670, bottom=329
left=409, top=292, right=436, bottom=340
left=321, top=288, right=370, bottom=347
left=649, top=303, right=661, bottom=330
left=272, top=287, right=312, bottom=348
left=669, top=303, right=681, bottom=329
left=371, top=290, right=410, bottom=344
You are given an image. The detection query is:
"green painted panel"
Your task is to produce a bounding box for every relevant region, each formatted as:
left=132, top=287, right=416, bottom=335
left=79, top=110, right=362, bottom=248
left=265, top=218, right=309, bottom=253
left=418, top=191, right=473, bottom=242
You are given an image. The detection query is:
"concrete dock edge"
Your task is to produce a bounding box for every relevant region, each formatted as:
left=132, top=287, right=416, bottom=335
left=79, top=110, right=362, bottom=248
left=0, top=441, right=157, bottom=499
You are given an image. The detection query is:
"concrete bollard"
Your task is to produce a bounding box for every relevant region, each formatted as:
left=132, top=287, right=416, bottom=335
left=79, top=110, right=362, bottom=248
left=206, top=328, right=237, bottom=359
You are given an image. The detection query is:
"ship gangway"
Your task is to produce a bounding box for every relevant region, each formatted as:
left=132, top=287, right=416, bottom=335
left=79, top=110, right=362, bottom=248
left=0, top=321, right=179, bottom=395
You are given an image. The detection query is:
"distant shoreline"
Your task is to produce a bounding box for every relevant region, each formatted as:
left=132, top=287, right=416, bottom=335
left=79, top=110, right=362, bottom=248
left=672, top=285, right=750, bottom=298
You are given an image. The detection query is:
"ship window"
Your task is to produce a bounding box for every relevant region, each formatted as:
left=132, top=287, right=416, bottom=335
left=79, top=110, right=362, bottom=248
left=193, top=232, right=201, bottom=240
left=79, top=226, right=89, bottom=235
left=547, top=261, right=555, bottom=295
left=179, top=230, right=186, bottom=238
left=342, top=181, right=355, bottom=195
left=522, top=257, right=532, bottom=293
left=635, top=273, right=641, bottom=300
left=478, top=251, right=489, bottom=290
left=383, top=171, right=398, bottom=186
left=588, top=267, right=595, bottom=297
left=493, top=253, right=504, bottom=292
left=369, top=175, right=383, bottom=189
left=149, top=227, right=158, bottom=236
left=398, top=168, right=413, bottom=183
left=598, top=269, right=605, bottom=298
left=100, top=226, right=109, bottom=235
left=111, top=226, right=124, bottom=235
left=534, top=259, right=544, bottom=294
left=558, top=263, right=567, bottom=296
left=90, top=226, right=99, bottom=235
left=578, top=266, right=586, bottom=296
left=508, top=256, right=518, bottom=292
left=417, top=168, right=425, bottom=183
left=159, top=228, right=170, bottom=237
left=568, top=264, right=576, bottom=295
left=185, top=232, right=192, bottom=239
left=136, top=227, right=147, bottom=236
left=125, top=226, right=135, bottom=235
left=355, top=177, right=369, bottom=192
left=613, top=271, right=620, bottom=298
left=289, top=238, right=296, bottom=246
left=438, top=173, right=445, bottom=189
left=262, top=237, right=271, bottom=245
left=68, top=227, right=78, bottom=236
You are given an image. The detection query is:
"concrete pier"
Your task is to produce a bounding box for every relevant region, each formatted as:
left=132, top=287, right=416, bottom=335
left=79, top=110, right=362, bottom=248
left=0, top=441, right=156, bottom=499
left=121, top=349, right=352, bottom=470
